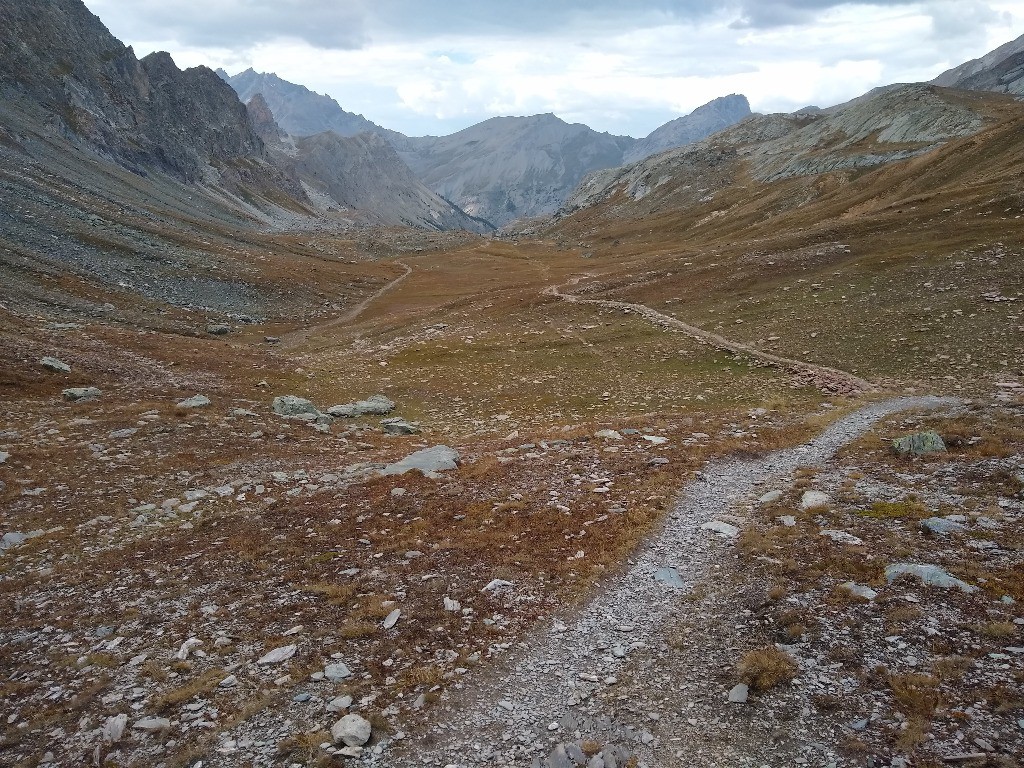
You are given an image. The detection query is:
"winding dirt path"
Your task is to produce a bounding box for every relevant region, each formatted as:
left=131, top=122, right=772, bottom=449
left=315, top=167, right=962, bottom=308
left=544, top=276, right=874, bottom=396
left=281, top=261, right=413, bottom=348
left=378, top=395, right=955, bottom=768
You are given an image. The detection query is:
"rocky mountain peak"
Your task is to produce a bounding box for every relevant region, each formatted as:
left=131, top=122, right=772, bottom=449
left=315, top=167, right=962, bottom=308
left=623, top=94, right=752, bottom=164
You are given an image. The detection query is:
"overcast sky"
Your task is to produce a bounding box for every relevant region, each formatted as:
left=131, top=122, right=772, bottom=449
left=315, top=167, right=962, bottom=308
left=82, top=0, right=1024, bottom=138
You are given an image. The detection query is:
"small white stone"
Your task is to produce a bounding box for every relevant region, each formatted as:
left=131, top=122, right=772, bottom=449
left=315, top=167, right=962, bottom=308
left=256, top=644, right=296, bottom=665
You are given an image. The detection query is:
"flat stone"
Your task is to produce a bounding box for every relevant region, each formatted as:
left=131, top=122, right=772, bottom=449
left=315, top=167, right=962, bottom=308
left=653, top=566, right=686, bottom=588
left=62, top=387, right=101, bottom=401
left=594, top=429, right=623, bottom=440
left=382, top=609, right=401, bottom=630
left=380, top=446, right=460, bottom=479
left=176, top=395, right=210, bottom=409
left=759, top=490, right=783, bottom=504
left=206, top=324, right=230, bottom=335
left=0, top=451, right=8, bottom=464
left=885, top=563, right=978, bottom=593
left=778, top=515, right=796, bottom=527
left=800, top=490, right=831, bottom=510
left=41, top=356, right=71, bottom=373
left=700, top=520, right=739, bottom=538
left=821, top=529, right=864, bottom=546
left=331, top=714, right=372, bottom=747
left=728, top=683, right=749, bottom=703
left=132, top=717, right=170, bottom=733
left=256, top=644, right=297, bottom=665
left=324, top=662, right=352, bottom=682
left=892, top=431, right=946, bottom=456
left=327, top=695, right=353, bottom=713
left=921, top=517, right=965, bottom=535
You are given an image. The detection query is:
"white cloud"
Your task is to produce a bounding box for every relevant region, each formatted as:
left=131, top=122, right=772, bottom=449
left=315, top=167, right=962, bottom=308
left=82, top=0, right=1024, bottom=137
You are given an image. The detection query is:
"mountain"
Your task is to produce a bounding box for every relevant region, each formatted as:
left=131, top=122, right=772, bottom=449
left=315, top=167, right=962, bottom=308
left=221, top=68, right=402, bottom=142
left=622, top=94, right=752, bottom=164
left=931, top=33, right=1024, bottom=95
left=393, top=113, right=636, bottom=227
left=0, top=0, right=280, bottom=188
left=562, top=84, right=989, bottom=216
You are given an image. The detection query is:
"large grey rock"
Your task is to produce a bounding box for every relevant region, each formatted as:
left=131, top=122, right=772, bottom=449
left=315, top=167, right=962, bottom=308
left=800, top=490, right=831, bottom=510
left=324, top=662, right=352, bottom=682
left=921, top=517, right=965, bottom=535
left=272, top=395, right=319, bottom=417
left=331, top=713, right=371, bottom=747
left=380, top=446, right=460, bottom=479
left=381, top=417, right=420, bottom=435
left=328, top=394, right=396, bottom=418
left=62, top=387, right=101, bottom=401
left=1, top=530, right=43, bottom=552
left=206, top=324, right=230, bottom=335
left=0, top=451, right=8, bottom=464
left=176, top=395, right=210, bottom=409
left=892, top=431, right=946, bottom=456
left=885, top=563, right=978, bottom=592
left=40, top=356, right=71, bottom=373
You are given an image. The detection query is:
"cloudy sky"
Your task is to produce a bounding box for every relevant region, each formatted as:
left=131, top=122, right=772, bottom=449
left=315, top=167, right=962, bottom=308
left=82, top=0, right=1024, bottom=138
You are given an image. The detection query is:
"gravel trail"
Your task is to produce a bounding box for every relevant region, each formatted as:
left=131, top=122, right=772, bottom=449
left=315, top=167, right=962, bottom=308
left=282, top=261, right=413, bottom=347
left=383, top=395, right=955, bottom=768
left=544, top=277, right=874, bottom=395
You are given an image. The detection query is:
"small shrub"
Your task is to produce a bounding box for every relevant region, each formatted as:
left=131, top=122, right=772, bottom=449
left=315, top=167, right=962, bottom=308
left=737, top=646, right=798, bottom=691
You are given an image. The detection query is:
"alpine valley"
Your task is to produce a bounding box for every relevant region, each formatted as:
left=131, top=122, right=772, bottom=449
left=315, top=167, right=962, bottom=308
left=1, top=2, right=1022, bottom=768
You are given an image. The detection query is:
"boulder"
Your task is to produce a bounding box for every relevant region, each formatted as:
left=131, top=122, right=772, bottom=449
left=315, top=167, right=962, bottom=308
left=62, top=387, right=101, bottom=401
left=176, top=395, right=210, bottom=408
left=921, top=517, right=965, bottom=535
left=892, top=431, right=946, bottom=456
left=381, top=417, right=419, bottom=435
left=327, top=394, right=395, bottom=417
left=206, top=324, right=230, bottom=335
left=799, top=490, right=831, bottom=510
left=885, top=563, right=977, bottom=592
left=41, top=356, right=71, bottom=373
left=380, top=446, right=460, bottom=479
left=272, top=395, right=319, bottom=417
left=331, top=713, right=371, bottom=747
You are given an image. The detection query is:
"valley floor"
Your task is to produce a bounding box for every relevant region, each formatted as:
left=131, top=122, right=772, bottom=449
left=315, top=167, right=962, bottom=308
left=1, top=228, right=1022, bottom=768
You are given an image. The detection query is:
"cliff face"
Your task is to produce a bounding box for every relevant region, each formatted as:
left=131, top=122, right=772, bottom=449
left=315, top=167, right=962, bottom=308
left=0, top=0, right=267, bottom=182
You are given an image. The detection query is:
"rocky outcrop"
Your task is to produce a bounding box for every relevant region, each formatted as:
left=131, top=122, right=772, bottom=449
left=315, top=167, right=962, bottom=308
left=623, top=94, right=752, bottom=164
left=0, top=0, right=269, bottom=183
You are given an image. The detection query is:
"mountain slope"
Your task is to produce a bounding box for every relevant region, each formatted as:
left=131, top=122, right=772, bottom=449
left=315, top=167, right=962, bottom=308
left=562, top=84, right=988, bottom=216
left=394, top=113, right=636, bottom=227
left=931, top=32, right=1024, bottom=93
left=623, top=94, right=752, bottom=164
left=0, top=0, right=275, bottom=186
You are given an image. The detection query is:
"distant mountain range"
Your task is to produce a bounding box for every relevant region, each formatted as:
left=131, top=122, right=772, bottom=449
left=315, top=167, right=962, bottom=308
left=2, top=0, right=1023, bottom=242
left=218, top=69, right=752, bottom=226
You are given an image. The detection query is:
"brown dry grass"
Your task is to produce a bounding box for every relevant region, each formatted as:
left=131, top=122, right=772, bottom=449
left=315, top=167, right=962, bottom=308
left=737, top=647, right=798, bottom=691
